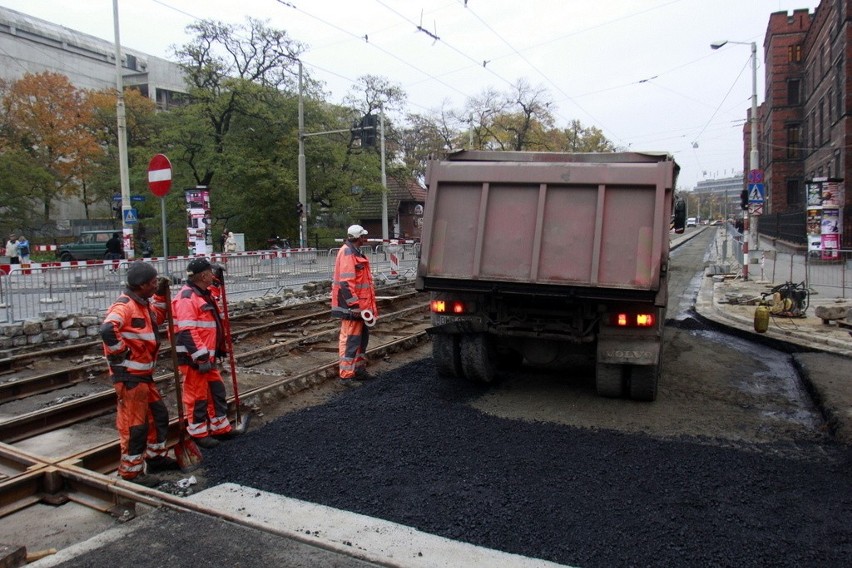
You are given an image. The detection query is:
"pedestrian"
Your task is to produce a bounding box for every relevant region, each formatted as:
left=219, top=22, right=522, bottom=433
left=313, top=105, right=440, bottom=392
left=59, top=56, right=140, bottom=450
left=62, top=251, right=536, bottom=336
left=331, top=224, right=378, bottom=385
left=100, top=262, right=177, bottom=483
left=139, top=237, right=153, bottom=258
left=219, top=229, right=228, bottom=253
left=16, top=235, right=30, bottom=264
left=172, top=257, right=237, bottom=448
left=4, top=234, right=19, bottom=264
left=224, top=231, right=237, bottom=253
left=105, top=232, right=123, bottom=260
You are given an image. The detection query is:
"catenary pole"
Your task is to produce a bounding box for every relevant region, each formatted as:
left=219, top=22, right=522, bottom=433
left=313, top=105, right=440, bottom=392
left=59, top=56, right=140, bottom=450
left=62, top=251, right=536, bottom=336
left=112, top=0, right=133, bottom=259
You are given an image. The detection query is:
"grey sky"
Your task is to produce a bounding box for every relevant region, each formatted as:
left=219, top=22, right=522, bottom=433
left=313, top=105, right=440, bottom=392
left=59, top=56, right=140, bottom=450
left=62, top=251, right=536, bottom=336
left=0, top=0, right=823, bottom=189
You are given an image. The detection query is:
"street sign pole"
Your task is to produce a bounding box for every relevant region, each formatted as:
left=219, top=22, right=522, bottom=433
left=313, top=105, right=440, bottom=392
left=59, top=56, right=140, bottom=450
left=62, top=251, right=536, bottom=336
left=160, top=197, right=168, bottom=265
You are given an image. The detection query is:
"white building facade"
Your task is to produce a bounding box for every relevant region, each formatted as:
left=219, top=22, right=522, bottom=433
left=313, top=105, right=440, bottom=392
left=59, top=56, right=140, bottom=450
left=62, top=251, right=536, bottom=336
left=0, top=6, right=186, bottom=225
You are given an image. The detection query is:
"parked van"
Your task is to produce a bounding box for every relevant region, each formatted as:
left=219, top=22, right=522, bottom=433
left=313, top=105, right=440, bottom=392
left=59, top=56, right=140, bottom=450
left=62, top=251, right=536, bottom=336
left=57, top=230, right=118, bottom=261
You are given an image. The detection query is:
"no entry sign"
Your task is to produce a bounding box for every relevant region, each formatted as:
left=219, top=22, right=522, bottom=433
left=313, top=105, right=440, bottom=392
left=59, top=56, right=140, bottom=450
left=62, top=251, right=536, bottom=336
left=147, top=154, right=172, bottom=197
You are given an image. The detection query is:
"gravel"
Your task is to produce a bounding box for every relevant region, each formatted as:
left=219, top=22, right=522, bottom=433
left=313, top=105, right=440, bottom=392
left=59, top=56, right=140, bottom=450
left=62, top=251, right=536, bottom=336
left=204, top=358, right=852, bottom=568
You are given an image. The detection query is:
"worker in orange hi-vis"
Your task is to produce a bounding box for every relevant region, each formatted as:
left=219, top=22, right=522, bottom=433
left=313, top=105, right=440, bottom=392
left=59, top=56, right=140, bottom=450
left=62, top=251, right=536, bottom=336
left=100, top=262, right=178, bottom=483
left=331, top=225, right=378, bottom=386
left=172, top=257, right=236, bottom=448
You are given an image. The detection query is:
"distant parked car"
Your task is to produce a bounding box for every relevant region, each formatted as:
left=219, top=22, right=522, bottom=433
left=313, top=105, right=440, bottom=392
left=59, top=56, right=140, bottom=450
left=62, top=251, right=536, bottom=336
left=686, top=217, right=697, bottom=228
left=57, top=230, right=116, bottom=261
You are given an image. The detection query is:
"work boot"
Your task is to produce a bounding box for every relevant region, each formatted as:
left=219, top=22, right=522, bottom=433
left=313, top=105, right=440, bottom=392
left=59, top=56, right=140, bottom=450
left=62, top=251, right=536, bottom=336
left=338, top=377, right=363, bottom=387
left=122, top=473, right=161, bottom=488
left=213, top=429, right=242, bottom=441
left=355, top=369, right=376, bottom=380
left=146, top=456, right=180, bottom=472
left=194, top=436, right=219, bottom=449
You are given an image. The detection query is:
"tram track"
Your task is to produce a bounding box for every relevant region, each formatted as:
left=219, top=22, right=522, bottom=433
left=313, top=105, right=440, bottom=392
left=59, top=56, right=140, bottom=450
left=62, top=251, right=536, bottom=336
left=0, top=283, right=417, bottom=405
left=0, top=291, right=427, bottom=441
left=0, top=282, right=432, bottom=535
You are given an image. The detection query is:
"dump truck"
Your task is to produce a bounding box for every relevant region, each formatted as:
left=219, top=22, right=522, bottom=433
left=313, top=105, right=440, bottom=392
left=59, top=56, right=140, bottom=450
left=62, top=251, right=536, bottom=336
left=415, top=150, right=683, bottom=401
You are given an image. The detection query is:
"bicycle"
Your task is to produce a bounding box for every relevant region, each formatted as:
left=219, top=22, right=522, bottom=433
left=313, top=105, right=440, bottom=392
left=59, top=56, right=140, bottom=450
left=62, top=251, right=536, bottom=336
left=761, top=281, right=809, bottom=318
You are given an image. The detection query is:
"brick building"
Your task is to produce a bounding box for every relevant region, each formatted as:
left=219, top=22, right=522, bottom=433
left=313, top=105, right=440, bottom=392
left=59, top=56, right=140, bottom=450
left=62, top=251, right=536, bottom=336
left=757, top=1, right=852, bottom=247
left=355, top=175, right=427, bottom=241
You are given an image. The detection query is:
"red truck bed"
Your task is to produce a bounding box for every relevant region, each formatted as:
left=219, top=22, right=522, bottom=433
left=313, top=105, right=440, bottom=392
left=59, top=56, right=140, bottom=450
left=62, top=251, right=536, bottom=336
left=419, top=151, right=678, bottom=293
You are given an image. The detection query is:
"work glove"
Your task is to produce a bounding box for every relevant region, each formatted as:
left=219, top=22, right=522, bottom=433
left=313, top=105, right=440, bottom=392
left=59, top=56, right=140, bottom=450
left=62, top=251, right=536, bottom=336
left=211, top=263, right=226, bottom=282
left=155, top=276, right=171, bottom=296
left=107, top=348, right=130, bottom=366
left=197, top=359, right=214, bottom=373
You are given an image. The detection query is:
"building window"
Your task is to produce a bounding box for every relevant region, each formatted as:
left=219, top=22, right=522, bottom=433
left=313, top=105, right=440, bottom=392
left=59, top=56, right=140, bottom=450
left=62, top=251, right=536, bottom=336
left=836, top=61, right=843, bottom=112
left=819, top=100, right=825, bottom=146
left=787, top=44, right=803, bottom=63
left=786, top=179, right=802, bottom=206
left=787, top=79, right=800, bottom=105
left=786, top=125, right=800, bottom=159
left=810, top=112, right=816, bottom=149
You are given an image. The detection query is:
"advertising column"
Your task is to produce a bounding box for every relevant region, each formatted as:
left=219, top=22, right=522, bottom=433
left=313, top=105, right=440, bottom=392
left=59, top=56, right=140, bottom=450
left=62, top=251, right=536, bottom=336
left=805, top=180, right=822, bottom=256
left=819, top=178, right=843, bottom=260
left=185, top=187, right=212, bottom=255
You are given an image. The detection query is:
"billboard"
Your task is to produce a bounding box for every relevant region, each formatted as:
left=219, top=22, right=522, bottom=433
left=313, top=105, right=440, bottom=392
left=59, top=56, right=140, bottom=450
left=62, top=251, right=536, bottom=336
left=806, top=178, right=844, bottom=259
left=185, top=187, right=212, bottom=255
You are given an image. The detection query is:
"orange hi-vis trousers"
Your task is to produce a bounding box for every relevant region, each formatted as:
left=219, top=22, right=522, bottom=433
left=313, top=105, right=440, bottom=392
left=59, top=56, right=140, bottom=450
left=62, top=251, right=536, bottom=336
left=338, top=318, right=369, bottom=378
left=115, top=381, right=169, bottom=480
left=179, top=365, right=232, bottom=440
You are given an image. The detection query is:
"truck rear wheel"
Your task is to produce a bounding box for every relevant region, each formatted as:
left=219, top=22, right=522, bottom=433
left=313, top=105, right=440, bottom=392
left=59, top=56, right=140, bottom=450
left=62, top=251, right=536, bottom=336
left=596, top=363, right=625, bottom=398
left=460, top=334, right=495, bottom=383
left=432, top=334, right=463, bottom=378
left=628, top=364, right=659, bottom=402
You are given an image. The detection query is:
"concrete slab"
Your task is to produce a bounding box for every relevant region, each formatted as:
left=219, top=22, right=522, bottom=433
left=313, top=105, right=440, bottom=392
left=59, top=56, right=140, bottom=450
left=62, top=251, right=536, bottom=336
left=188, top=483, right=572, bottom=568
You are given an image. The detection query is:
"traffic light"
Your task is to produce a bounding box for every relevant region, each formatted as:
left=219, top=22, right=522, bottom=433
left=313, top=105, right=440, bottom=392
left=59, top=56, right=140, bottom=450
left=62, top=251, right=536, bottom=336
left=296, top=202, right=304, bottom=217
left=360, top=114, right=378, bottom=147
left=740, top=188, right=749, bottom=210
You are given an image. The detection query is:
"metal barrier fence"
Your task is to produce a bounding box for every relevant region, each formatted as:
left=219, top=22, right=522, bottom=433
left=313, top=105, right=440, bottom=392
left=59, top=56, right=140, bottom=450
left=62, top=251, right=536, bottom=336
left=711, top=225, right=851, bottom=299
left=0, top=249, right=420, bottom=323
left=759, top=249, right=852, bottom=300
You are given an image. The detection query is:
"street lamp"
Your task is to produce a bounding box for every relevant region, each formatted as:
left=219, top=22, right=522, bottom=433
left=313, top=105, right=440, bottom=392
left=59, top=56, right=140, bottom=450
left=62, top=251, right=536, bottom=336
left=711, top=39, right=758, bottom=280
left=296, top=59, right=307, bottom=249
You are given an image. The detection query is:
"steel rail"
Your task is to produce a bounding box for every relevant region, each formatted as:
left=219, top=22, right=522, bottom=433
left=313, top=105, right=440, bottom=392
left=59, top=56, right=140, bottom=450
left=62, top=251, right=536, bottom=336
left=0, top=302, right=429, bottom=443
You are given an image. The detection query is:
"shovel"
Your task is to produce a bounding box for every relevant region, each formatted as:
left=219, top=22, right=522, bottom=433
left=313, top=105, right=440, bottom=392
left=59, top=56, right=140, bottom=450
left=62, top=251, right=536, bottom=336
left=163, top=284, right=203, bottom=471
left=216, top=270, right=250, bottom=434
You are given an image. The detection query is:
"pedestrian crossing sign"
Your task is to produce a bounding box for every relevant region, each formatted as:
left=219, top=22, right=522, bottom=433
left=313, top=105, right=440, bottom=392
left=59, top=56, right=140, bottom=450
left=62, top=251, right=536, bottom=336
left=747, top=183, right=764, bottom=204
left=122, top=208, right=138, bottom=224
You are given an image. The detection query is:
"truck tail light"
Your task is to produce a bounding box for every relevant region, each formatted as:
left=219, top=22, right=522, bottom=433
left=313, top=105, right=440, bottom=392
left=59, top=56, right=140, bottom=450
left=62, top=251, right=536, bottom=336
left=612, top=313, right=655, bottom=327
left=431, top=300, right=467, bottom=314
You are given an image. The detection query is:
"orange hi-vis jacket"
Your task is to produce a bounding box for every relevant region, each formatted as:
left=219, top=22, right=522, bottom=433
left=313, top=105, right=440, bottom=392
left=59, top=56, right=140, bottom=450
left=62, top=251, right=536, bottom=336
left=331, top=240, right=377, bottom=320
left=172, top=281, right=226, bottom=367
left=100, top=289, right=166, bottom=382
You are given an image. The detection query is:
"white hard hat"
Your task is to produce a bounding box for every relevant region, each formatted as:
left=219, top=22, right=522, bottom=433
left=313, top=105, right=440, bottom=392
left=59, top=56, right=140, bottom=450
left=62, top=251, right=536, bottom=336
left=347, top=224, right=368, bottom=238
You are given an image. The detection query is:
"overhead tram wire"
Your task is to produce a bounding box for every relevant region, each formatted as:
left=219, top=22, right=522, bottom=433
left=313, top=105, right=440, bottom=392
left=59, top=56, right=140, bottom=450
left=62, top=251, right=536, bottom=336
left=690, top=57, right=750, bottom=150
left=372, top=0, right=514, bottom=90
left=456, top=0, right=623, bottom=145
left=454, top=0, right=691, bottom=146
left=145, top=0, right=450, bottom=115
left=273, top=0, right=475, bottom=103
